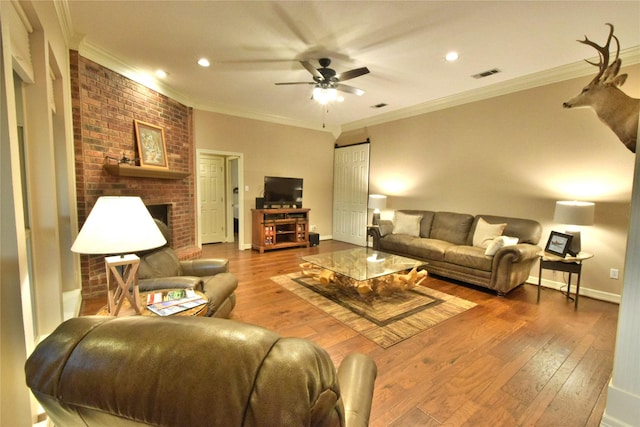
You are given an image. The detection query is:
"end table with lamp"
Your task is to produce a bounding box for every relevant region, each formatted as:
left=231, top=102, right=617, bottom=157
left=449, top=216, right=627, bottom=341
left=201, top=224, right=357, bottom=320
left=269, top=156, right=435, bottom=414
left=71, top=196, right=167, bottom=316
left=537, top=251, right=594, bottom=310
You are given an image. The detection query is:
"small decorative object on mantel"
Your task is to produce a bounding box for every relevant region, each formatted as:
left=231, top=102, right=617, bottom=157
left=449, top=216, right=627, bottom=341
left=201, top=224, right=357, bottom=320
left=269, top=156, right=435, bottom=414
left=134, top=119, right=168, bottom=168
left=563, top=23, right=639, bottom=153
left=105, top=152, right=137, bottom=165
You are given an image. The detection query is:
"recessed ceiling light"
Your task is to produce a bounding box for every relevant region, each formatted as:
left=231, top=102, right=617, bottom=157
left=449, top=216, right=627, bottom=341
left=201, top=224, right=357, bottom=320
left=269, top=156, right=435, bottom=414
left=197, top=58, right=210, bottom=67
left=155, top=69, right=167, bottom=79
left=445, top=51, right=459, bottom=62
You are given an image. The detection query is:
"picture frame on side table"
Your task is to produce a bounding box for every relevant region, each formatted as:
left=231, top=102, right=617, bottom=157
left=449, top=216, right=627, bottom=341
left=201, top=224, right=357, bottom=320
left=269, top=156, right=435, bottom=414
left=134, top=120, right=168, bottom=168
left=545, top=231, right=573, bottom=257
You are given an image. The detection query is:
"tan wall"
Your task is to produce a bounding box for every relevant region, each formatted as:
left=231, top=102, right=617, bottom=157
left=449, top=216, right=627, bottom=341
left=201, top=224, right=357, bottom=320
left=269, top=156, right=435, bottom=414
left=342, top=63, right=640, bottom=298
left=194, top=64, right=639, bottom=298
left=193, top=111, right=336, bottom=245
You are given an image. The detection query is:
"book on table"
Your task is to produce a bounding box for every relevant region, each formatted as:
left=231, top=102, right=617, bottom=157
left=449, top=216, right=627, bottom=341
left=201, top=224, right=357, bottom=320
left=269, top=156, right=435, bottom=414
left=146, top=289, right=207, bottom=316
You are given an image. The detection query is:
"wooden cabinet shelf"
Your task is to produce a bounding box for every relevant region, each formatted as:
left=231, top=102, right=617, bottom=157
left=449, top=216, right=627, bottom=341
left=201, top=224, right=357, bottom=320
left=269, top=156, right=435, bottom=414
left=103, top=164, right=189, bottom=180
left=252, top=208, right=310, bottom=253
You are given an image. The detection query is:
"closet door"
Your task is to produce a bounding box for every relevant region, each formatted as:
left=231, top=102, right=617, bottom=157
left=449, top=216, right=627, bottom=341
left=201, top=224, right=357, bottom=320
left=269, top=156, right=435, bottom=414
left=332, top=143, right=369, bottom=246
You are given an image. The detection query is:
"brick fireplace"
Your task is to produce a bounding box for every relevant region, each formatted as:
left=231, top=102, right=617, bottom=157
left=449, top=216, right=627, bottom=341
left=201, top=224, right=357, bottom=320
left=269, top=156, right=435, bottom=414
left=71, top=51, right=200, bottom=297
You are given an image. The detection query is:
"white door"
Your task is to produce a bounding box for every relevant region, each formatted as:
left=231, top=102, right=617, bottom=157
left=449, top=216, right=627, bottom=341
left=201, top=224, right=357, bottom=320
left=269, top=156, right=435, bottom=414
left=333, top=143, right=370, bottom=246
left=200, top=155, right=225, bottom=243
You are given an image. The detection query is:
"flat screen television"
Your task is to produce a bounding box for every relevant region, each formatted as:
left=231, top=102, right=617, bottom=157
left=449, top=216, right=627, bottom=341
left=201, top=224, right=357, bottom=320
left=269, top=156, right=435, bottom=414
left=264, top=176, right=303, bottom=208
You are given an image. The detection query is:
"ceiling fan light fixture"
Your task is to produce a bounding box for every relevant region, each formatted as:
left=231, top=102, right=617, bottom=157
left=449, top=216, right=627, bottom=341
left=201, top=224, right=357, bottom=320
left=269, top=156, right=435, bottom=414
left=313, top=86, right=338, bottom=105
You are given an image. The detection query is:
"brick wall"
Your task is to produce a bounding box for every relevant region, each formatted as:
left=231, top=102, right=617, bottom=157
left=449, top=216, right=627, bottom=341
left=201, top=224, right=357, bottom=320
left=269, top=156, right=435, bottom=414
left=71, top=50, right=200, bottom=297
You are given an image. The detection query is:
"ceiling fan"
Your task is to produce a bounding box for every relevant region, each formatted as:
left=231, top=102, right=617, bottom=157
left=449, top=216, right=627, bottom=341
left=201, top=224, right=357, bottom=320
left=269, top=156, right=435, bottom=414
left=275, top=58, right=370, bottom=102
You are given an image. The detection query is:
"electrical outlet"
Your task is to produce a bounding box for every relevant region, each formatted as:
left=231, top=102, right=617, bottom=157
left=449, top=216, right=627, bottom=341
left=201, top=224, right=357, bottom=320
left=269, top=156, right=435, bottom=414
left=610, top=268, right=619, bottom=279
left=310, top=224, right=317, bottom=232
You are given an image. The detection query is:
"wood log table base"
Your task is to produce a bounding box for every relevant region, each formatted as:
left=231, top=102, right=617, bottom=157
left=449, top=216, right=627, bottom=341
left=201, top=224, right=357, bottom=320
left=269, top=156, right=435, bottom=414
left=300, top=262, right=427, bottom=298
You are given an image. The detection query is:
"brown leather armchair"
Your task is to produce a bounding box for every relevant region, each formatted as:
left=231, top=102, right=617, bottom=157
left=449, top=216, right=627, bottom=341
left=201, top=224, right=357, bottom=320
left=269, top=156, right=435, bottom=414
left=138, top=220, right=237, bottom=317
left=25, top=316, right=377, bottom=427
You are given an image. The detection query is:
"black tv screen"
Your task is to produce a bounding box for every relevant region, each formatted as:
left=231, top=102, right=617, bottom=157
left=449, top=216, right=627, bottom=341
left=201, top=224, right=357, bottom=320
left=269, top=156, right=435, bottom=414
left=264, top=176, right=303, bottom=207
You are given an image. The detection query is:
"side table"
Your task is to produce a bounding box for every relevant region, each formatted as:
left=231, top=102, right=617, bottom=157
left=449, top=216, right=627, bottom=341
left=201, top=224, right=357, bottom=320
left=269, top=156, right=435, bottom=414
left=366, top=225, right=379, bottom=247
left=96, top=289, right=208, bottom=317
left=537, top=251, right=594, bottom=310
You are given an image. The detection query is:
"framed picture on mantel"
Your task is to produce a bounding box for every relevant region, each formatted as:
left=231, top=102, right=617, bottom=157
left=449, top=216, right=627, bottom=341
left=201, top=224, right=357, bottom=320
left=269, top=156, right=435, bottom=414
left=134, top=120, right=168, bottom=168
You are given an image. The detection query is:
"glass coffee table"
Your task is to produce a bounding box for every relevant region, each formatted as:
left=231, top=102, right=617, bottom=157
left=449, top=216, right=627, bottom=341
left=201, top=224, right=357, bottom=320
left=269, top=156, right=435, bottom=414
left=301, top=248, right=427, bottom=297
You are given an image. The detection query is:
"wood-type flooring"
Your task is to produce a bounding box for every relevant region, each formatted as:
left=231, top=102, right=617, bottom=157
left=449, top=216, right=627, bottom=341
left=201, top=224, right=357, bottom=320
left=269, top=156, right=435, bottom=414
left=81, top=240, right=619, bottom=426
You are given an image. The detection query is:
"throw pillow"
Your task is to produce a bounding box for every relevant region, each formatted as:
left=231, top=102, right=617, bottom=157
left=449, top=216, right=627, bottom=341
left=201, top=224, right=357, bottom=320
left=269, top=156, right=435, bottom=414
left=392, top=212, right=423, bottom=237
left=484, top=236, right=519, bottom=256
left=473, top=217, right=507, bottom=248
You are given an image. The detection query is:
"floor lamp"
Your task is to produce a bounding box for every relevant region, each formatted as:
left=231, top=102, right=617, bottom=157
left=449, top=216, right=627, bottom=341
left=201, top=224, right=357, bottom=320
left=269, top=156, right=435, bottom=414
left=553, top=200, right=595, bottom=256
left=71, top=196, right=166, bottom=315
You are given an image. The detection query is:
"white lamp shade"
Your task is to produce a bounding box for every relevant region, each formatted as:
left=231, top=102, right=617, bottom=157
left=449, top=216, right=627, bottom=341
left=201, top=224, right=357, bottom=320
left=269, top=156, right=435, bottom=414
left=71, top=196, right=167, bottom=255
left=368, top=194, right=387, bottom=211
left=553, top=201, right=595, bottom=226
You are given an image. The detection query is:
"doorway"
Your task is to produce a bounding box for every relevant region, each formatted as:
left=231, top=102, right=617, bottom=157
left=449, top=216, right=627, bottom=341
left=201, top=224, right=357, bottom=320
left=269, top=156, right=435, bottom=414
left=196, top=149, right=244, bottom=249
left=332, top=142, right=370, bottom=246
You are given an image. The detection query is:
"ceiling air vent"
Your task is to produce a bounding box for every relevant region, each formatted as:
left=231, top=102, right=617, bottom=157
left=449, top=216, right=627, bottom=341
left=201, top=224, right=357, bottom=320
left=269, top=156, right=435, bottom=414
left=472, top=68, right=501, bottom=79
left=371, top=103, right=388, bottom=109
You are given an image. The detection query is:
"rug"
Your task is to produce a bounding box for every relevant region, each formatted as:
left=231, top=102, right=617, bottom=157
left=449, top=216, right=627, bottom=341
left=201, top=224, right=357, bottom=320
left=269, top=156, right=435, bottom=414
left=271, top=273, right=477, bottom=348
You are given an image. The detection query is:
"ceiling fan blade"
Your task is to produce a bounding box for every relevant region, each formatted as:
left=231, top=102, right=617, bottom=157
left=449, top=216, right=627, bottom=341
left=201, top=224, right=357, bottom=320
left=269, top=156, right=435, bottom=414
left=275, top=82, right=315, bottom=85
left=336, top=84, right=365, bottom=96
left=300, top=60, right=324, bottom=80
left=336, top=67, right=370, bottom=82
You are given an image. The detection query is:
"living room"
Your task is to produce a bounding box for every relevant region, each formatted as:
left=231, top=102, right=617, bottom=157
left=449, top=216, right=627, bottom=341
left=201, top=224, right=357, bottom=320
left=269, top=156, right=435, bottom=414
left=2, top=1, right=640, bottom=426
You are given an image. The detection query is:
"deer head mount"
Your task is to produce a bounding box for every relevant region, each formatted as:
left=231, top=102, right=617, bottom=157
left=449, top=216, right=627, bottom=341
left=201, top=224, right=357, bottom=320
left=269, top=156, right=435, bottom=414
left=563, top=23, right=639, bottom=153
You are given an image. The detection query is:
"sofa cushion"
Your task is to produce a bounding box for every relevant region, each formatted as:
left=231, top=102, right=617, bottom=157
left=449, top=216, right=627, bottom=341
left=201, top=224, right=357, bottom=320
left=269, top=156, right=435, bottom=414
left=138, top=247, right=183, bottom=279
left=485, top=236, right=519, bottom=256
left=393, top=211, right=422, bottom=236
left=378, top=234, right=417, bottom=254
left=406, top=238, right=455, bottom=262
left=444, top=246, right=493, bottom=271
left=397, top=210, right=435, bottom=237
left=472, top=217, right=506, bottom=248
left=430, top=212, right=474, bottom=245
left=470, top=214, right=542, bottom=245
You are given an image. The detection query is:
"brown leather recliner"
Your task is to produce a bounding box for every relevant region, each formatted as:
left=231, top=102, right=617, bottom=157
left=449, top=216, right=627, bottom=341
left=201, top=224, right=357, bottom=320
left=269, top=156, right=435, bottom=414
left=137, top=220, right=237, bottom=317
left=25, top=316, right=377, bottom=427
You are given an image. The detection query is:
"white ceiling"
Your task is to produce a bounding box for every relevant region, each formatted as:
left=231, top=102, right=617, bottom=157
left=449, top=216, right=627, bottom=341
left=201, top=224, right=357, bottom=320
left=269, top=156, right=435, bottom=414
left=67, top=1, right=640, bottom=133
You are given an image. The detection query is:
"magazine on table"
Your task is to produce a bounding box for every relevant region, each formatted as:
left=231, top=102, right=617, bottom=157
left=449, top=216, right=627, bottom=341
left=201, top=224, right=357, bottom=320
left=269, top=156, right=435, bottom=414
left=146, top=289, right=207, bottom=316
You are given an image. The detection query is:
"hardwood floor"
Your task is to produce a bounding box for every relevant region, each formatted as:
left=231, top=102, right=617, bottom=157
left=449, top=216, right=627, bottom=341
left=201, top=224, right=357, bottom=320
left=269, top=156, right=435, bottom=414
left=81, top=240, right=618, bottom=426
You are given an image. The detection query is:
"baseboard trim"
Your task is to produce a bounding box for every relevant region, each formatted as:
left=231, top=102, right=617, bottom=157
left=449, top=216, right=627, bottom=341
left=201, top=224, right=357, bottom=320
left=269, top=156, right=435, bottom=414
left=601, top=379, right=640, bottom=427
left=527, top=276, right=620, bottom=304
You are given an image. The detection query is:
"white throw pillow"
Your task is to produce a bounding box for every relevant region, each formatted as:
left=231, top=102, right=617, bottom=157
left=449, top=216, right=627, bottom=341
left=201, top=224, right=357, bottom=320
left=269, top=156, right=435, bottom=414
left=392, top=212, right=423, bottom=237
left=485, top=236, right=519, bottom=256
left=473, top=217, right=507, bottom=248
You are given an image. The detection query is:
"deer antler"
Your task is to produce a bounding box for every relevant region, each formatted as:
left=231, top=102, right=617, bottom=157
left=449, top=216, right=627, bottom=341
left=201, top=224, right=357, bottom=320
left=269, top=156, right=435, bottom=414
left=578, top=23, right=617, bottom=83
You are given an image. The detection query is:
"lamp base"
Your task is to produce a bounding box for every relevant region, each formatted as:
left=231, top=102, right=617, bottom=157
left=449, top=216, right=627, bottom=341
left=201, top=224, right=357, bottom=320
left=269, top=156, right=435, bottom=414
left=105, top=254, right=142, bottom=316
left=372, top=212, right=381, bottom=226
left=565, top=230, right=581, bottom=256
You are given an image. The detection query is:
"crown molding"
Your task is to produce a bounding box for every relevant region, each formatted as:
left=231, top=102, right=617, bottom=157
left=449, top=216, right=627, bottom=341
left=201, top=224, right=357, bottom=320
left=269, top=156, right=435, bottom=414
left=75, top=35, right=638, bottom=139
left=53, top=0, right=73, bottom=45
left=341, top=46, right=640, bottom=133
left=77, top=41, right=194, bottom=107
left=193, top=102, right=340, bottom=136
left=77, top=41, right=338, bottom=135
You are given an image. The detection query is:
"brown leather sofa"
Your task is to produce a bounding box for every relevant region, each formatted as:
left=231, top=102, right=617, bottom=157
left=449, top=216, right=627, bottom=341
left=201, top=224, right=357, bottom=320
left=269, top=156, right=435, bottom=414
left=371, top=210, right=542, bottom=295
left=137, top=220, right=237, bottom=317
left=25, top=316, right=378, bottom=427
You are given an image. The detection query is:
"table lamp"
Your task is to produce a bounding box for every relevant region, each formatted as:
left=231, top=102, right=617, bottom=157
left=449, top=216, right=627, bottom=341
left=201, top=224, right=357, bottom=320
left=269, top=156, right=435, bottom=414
left=71, top=196, right=166, bottom=315
left=368, top=194, right=387, bottom=225
left=553, top=200, right=595, bottom=256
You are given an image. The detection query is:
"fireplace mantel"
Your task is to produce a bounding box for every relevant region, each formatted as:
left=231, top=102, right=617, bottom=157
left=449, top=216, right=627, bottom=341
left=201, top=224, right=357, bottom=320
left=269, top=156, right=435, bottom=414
left=103, top=164, right=189, bottom=180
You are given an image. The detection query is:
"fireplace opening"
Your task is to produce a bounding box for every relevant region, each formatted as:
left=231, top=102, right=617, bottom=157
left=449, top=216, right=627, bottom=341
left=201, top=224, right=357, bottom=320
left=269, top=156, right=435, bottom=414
left=146, top=204, right=170, bottom=228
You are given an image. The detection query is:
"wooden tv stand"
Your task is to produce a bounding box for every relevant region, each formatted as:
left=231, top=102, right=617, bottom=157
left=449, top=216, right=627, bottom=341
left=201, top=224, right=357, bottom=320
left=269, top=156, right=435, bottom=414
left=252, top=208, right=310, bottom=253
